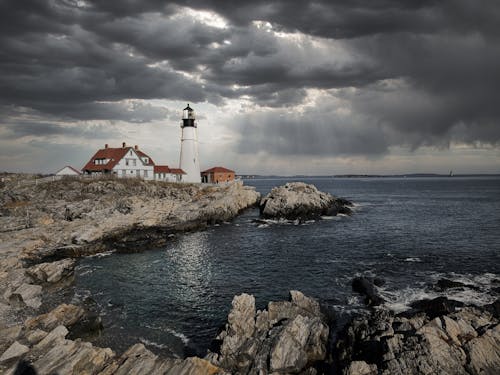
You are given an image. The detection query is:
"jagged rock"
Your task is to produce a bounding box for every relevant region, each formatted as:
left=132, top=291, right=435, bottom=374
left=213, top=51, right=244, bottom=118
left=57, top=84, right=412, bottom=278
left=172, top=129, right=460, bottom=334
left=259, top=182, right=352, bottom=220
left=410, top=296, right=464, bottom=319
left=26, top=258, right=76, bottom=283
left=212, top=291, right=328, bottom=374
left=219, top=293, right=256, bottom=359
left=352, top=277, right=385, bottom=306
left=25, top=303, right=85, bottom=331
left=100, top=343, right=223, bottom=375
left=270, top=314, right=329, bottom=373
left=0, top=341, right=29, bottom=363
left=26, top=329, right=48, bottom=345
left=335, top=299, right=500, bottom=375
left=465, top=324, right=500, bottom=375
left=9, top=283, right=42, bottom=309
left=0, top=325, right=22, bottom=353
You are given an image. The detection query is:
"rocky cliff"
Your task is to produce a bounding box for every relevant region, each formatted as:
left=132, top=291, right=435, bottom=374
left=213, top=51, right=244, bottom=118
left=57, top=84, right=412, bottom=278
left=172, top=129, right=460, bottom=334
left=0, top=176, right=260, bottom=262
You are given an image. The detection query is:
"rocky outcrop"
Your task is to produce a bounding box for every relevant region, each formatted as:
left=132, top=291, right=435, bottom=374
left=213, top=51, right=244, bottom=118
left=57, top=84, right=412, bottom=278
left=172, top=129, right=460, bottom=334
left=208, top=290, right=329, bottom=374
left=0, top=177, right=260, bottom=263
left=259, top=182, right=352, bottom=220
left=0, top=303, right=225, bottom=375
left=334, top=299, right=500, bottom=375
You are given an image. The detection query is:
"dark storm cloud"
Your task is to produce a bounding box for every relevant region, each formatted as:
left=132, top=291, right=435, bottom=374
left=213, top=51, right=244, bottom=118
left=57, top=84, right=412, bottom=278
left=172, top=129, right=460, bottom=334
left=0, top=0, right=499, bottom=157
left=0, top=120, right=118, bottom=139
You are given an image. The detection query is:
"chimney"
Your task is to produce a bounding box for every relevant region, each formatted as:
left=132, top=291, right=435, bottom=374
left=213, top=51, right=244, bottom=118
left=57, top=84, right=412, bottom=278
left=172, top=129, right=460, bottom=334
left=105, top=144, right=108, bottom=149
left=134, top=145, right=138, bottom=150
left=122, top=142, right=126, bottom=148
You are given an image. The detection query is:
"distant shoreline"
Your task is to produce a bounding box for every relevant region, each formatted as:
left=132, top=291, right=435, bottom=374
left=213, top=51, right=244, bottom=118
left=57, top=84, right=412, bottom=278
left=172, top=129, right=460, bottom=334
left=239, top=173, right=500, bottom=179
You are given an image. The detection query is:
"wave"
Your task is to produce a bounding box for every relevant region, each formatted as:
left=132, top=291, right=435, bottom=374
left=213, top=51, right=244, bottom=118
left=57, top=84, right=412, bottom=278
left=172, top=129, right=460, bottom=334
left=143, top=324, right=190, bottom=345
left=85, top=250, right=116, bottom=258
left=404, top=257, right=422, bottom=262
left=379, top=272, right=499, bottom=313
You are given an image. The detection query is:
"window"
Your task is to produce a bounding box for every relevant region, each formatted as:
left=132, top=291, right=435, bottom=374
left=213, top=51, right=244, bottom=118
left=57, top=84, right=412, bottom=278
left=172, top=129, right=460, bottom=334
left=136, top=170, right=140, bottom=177
left=133, top=159, right=136, bottom=166
left=144, top=170, right=148, bottom=177
left=143, top=157, right=148, bottom=164
left=121, top=170, right=126, bottom=176
left=126, top=159, right=129, bottom=166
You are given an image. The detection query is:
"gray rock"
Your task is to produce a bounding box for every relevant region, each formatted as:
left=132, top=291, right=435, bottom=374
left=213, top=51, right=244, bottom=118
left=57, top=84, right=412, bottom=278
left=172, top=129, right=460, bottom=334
left=335, top=301, right=500, bottom=375
left=26, top=258, right=75, bottom=283
left=25, top=303, right=85, bottom=331
left=213, top=291, right=328, bottom=374
left=345, top=361, right=378, bottom=375
left=0, top=341, right=29, bottom=363
left=259, top=182, right=352, bottom=220
left=270, top=315, right=329, bottom=373
left=9, top=283, right=42, bottom=309
left=219, top=293, right=256, bottom=359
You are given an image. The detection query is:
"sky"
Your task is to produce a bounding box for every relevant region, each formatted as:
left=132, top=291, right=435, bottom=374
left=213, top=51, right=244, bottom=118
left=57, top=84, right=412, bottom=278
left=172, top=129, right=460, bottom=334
left=1, top=0, right=499, bottom=175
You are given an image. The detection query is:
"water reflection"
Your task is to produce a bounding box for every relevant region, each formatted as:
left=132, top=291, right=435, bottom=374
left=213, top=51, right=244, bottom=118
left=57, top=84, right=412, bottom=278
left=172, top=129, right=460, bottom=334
left=167, top=231, right=213, bottom=305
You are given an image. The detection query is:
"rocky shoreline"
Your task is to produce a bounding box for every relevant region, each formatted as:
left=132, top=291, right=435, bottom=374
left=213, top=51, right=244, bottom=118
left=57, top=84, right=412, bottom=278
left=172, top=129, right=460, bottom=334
left=2, top=176, right=498, bottom=374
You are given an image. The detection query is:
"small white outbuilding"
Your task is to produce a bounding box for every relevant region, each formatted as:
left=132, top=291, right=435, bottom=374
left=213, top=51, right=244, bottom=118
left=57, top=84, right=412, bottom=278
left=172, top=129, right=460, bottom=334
left=55, top=166, right=82, bottom=176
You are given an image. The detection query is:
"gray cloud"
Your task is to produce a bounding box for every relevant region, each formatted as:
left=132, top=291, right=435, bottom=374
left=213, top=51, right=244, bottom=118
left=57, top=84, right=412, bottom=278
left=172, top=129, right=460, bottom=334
left=0, top=0, right=499, bottom=166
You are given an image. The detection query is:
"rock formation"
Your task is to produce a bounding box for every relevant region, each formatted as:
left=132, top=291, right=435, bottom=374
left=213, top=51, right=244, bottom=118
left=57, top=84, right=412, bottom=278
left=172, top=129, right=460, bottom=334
left=259, top=182, right=352, bottom=220
left=207, top=290, right=329, bottom=374
left=335, top=299, right=500, bottom=375
left=0, top=177, right=260, bottom=262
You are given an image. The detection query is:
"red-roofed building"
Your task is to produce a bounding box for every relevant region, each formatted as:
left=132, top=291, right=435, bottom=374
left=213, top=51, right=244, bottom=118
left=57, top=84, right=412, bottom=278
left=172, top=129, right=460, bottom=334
left=154, top=165, right=185, bottom=182
left=82, top=143, right=186, bottom=182
left=201, top=166, right=235, bottom=183
left=82, top=143, right=156, bottom=179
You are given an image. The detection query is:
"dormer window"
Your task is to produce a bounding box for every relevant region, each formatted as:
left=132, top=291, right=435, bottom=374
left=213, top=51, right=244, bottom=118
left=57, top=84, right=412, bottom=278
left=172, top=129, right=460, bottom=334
left=143, top=157, right=148, bottom=164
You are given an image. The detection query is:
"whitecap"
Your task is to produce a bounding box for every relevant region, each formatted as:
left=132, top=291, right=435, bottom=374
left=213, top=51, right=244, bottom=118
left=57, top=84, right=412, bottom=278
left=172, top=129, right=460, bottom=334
left=404, top=257, right=422, bottom=262
left=86, top=250, right=116, bottom=258
left=139, top=337, right=167, bottom=349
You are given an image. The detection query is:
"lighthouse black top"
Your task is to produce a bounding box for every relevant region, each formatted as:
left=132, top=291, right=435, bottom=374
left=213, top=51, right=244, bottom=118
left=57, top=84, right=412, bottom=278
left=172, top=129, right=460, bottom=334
left=182, top=104, right=196, bottom=128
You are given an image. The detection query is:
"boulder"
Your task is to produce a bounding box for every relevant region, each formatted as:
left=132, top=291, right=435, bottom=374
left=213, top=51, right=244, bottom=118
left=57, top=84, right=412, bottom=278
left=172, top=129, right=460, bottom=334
left=25, top=303, right=85, bottom=331
left=259, top=182, right=352, bottom=220
left=0, top=341, right=29, bottom=363
left=9, top=283, right=42, bottom=309
left=352, top=277, right=385, bottom=306
left=410, top=296, right=464, bottom=319
left=270, top=314, right=329, bottom=373
left=26, top=258, right=76, bottom=284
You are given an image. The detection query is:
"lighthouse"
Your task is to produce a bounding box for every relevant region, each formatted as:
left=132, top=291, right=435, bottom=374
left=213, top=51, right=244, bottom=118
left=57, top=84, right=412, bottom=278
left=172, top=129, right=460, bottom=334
left=179, top=104, right=201, bottom=183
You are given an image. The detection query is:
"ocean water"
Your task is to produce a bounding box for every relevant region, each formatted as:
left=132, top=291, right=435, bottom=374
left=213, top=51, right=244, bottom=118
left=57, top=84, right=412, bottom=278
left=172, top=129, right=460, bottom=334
left=74, top=177, right=500, bottom=358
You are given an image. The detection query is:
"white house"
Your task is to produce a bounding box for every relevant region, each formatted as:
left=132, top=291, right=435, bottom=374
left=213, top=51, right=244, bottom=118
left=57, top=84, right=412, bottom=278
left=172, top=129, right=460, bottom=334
left=82, top=143, right=185, bottom=181
left=55, top=166, right=81, bottom=176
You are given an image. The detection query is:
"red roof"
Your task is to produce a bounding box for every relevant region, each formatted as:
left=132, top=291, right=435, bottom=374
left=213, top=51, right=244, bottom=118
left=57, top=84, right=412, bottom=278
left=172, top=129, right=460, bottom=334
left=169, top=168, right=186, bottom=175
left=154, top=165, right=170, bottom=173
left=201, top=166, right=235, bottom=174
left=136, top=150, right=155, bottom=165
left=82, top=146, right=154, bottom=172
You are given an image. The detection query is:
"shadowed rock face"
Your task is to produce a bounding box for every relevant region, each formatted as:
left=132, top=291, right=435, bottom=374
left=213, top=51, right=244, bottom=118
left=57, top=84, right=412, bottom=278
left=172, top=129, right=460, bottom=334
left=259, top=182, right=353, bottom=220
left=335, top=300, right=500, bottom=375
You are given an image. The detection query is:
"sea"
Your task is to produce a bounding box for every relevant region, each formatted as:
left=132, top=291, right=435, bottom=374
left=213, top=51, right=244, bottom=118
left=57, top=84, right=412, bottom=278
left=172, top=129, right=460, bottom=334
left=72, top=177, right=500, bottom=358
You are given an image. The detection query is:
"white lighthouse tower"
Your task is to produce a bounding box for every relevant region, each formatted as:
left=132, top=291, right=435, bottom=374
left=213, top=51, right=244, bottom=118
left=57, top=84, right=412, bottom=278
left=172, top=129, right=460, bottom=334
left=179, top=104, right=201, bottom=183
